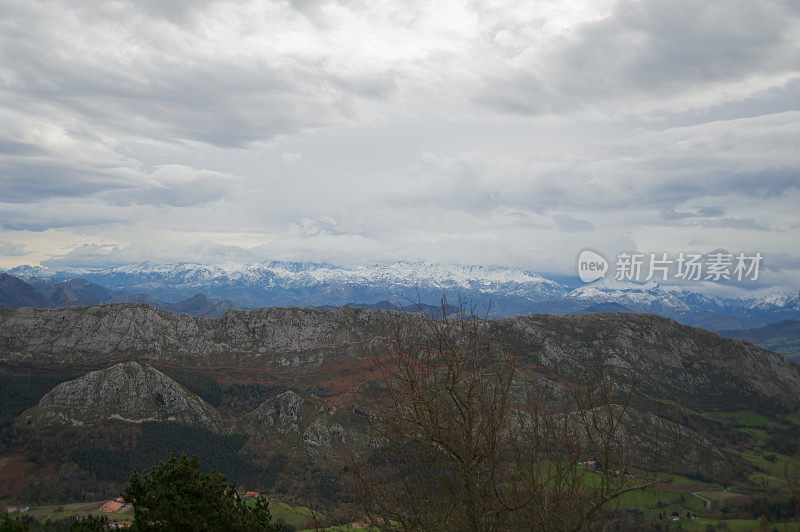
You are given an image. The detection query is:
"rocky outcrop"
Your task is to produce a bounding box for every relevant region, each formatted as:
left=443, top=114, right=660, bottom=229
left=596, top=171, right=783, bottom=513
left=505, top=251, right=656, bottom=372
left=0, top=304, right=389, bottom=365
left=498, top=313, right=800, bottom=412
left=245, top=390, right=348, bottom=454
left=20, top=362, right=224, bottom=430
left=248, top=390, right=306, bottom=432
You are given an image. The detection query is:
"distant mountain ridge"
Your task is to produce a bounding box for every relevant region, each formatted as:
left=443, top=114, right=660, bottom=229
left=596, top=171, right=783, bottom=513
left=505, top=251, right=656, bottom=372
left=6, top=261, right=566, bottom=310
left=314, top=300, right=460, bottom=317
left=0, top=272, right=238, bottom=318
left=0, top=273, right=52, bottom=308
left=720, top=320, right=800, bottom=363
left=4, top=261, right=800, bottom=330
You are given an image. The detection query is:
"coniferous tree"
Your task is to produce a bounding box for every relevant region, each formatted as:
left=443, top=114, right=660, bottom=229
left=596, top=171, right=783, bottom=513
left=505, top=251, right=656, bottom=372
left=123, top=454, right=280, bottom=531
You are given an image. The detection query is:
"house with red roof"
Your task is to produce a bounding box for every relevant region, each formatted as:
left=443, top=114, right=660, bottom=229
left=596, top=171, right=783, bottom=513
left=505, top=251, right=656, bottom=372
left=101, top=501, right=124, bottom=513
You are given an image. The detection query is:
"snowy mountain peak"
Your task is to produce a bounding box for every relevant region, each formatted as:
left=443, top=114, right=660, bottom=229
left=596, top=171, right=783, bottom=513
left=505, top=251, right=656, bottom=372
left=3, top=261, right=798, bottom=326
left=7, top=264, right=55, bottom=279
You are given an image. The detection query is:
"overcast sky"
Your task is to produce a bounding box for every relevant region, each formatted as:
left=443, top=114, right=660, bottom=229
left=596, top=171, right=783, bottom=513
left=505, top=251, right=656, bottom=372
left=1, top=0, right=799, bottom=290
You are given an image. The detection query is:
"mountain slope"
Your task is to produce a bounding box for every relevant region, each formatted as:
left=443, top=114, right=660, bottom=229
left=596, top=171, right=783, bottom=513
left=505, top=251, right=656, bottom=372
left=743, top=293, right=800, bottom=323
left=501, top=312, right=800, bottom=413
left=20, top=362, right=224, bottom=429
left=244, top=390, right=354, bottom=455
left=0, top=304, right=381, bottom=365
left=3, top=305, right=800, bottom=502
left=2, top=305, right=798, bottom=415
left=0, top=273, right=236, bottom=318
left=0, top=273, right=52, bottom=308
left=721, top=320, right=800, bottom=362
left=315, top=300, right=459, bottom=316
left=163, top=293, right=240, bottom=318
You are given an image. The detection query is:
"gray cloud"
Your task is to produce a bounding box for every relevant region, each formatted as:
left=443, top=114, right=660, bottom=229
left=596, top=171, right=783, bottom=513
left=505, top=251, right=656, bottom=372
left=698, top=218, right=774, bottom=232
left=0, top=203, right=133, bottom=231
left=41, top=244, right=145, bottom=268
left=478, top=0, right=800, bottom=116
left=0, top=0, right=398, bottom=148
left=0, top=0, right=798, bottom=291
left=105, top=165, right=243, bottom=207
left=0, top=241, right=26, bottom=256
left=0, top=160, right=132, bottom=203
left=553, top=215, right=595, bottom=233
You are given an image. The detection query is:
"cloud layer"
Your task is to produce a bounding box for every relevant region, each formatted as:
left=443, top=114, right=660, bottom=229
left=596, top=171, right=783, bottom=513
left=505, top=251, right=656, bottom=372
left=1, top=0, right=799, bottom=291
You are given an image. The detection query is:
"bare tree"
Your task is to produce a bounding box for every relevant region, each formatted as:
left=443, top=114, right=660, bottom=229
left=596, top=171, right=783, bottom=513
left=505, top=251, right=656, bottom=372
left=348, top=301, right=674, bottom=531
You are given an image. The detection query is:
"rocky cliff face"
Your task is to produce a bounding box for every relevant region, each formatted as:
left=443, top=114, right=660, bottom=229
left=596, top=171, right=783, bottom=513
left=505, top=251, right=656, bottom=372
left=20, top=362, right=224, bottom=430
left=0, top=304, right=386, bottom=365
left=2, top=305, right=799, bottom=414
left=496, top=313, right=800, bottom=412
left=244, top=390, right=352, bottom=455
left=5, top=304, right=800, bottom=484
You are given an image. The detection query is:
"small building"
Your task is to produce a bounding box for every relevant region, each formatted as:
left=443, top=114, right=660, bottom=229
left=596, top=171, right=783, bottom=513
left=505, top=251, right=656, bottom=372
left=242, top=491, right=259, bottom=499
left=101, top=501, right=125, bottom=513
left=5, top=507, right=18, bottom=514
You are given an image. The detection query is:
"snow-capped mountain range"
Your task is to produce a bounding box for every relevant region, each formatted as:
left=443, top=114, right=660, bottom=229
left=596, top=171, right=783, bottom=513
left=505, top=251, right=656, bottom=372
left=7, top=261, right=565, bottom=301
left=4, top=261, right=800, bottom=330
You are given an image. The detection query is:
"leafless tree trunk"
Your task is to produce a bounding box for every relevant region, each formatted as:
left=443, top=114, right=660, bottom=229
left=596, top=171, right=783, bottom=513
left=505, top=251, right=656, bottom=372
left=348, top=300, right=674, bottom=531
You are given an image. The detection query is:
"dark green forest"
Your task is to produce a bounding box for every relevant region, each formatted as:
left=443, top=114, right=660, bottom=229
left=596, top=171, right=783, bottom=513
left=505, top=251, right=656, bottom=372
left=0, top=373, right=80, bottom=426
